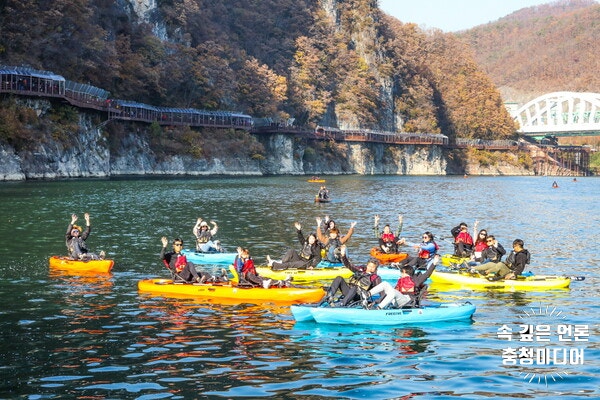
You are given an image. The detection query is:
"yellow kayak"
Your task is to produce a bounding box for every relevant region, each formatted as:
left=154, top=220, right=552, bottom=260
left=430, top=270, right=571, bottom=290
left=440, top=253, right=470, bottom=267
left=49, top=255, right=114, bottom=273
left=138, top=278, right=325, bottom=304
left=254, top=265, right=353, bottom=283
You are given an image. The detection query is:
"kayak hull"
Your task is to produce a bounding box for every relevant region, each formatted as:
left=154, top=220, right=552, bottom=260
left=138, top=278, right=325, bottom=304
left=256, top=264, right=403, bottom=283
left=369, top=248, right=409, bottom=264
left=291, top=302, right=476, bottom=325
left=255, top=266, right=353, bottom=282
left=440, top=253, right=470, bottom=267
left=430, top=271, right=571, bottom=290
left=49, top=256, right=114, bottom=273
left=180, top=249, right=237, bottom=265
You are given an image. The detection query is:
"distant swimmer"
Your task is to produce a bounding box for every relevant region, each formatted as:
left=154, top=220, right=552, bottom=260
left=552, top=181, right=559, bottom=188
left=573, top=178, right=577, bottom=182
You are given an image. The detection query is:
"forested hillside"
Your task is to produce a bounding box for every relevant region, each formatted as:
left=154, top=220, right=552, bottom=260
left=459, top=0, right=600, bottom=103
left=0, top=0, right=516, bottom=141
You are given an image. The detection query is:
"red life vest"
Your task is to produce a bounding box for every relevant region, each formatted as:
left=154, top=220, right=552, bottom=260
left=175, top=255, right=187, bottom=273
left=395, top=276, right=415, bottom=294
left=381, top=232, right=395, bottom=243
left=473, top=241, right=488, bottom=252
left=241, top=258, right=257, bottom=276
left=418, top=242, right=439, bottom=259
left=455, top=231, right=473, bottom=245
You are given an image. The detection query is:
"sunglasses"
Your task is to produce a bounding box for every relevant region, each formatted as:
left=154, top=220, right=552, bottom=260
left=174, top=243, right=183, bottom=247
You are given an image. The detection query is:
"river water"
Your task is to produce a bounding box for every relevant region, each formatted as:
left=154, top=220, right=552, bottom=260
left=0, top=175, right=598, bottom=399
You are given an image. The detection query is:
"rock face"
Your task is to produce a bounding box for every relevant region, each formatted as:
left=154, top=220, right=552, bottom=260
left=0, top=125, right=451, bottom=181
left=0, top=106, right=535, bottom=181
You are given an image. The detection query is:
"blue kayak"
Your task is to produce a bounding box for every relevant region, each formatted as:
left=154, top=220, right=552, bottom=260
left=181, top=249, right=237, bottom=265
left=317, top=260, right=401, bottom=279
left=315, top=260, right=344, bottom=268
left=291, top=302, right=475, bottom=325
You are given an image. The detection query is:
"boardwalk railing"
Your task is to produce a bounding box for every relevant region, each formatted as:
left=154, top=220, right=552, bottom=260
left=1, top=66, right=253, bottom=130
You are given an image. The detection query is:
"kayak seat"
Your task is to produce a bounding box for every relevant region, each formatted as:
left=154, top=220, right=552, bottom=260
left=403, top=284, right=428, bottom=308
left=227, top=264, right=261, bottom=288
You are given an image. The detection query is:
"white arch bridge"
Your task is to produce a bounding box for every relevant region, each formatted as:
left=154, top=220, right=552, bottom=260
left=514, top=92, right=600, bottom=138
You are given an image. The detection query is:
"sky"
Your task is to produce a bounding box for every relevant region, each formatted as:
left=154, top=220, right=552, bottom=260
left=378, top=0, right=559, bottom=32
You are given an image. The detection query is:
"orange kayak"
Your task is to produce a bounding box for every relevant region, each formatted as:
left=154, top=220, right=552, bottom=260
left=369, top=248, right=409, bottom=264
left=49, top=255, right=114, bottom=273
left=138, top=278, right=325, bottom=304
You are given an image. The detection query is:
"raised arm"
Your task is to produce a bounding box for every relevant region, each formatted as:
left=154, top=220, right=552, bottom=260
left=473, top=220, right=479, bottom=241
left=210, top=220, right=218, bottom=236
left=413, top=255, right=440, bottom=285
left=66, top=214, right=77, bottom=237
left=81, top=213, right=91, bottom=239
left=193, top=218, right=203, bottom=237
left=316, top=217, right=327, bottom=243
left=295, top=222, right=305, bottom=244
left=340, top=221, right=357, bottom=244
left=396, top=214, right=403, bottom=238
left=160, top=236, right=169, bottom=260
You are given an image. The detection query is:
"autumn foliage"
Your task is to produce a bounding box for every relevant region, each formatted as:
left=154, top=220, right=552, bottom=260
left=2, top=0, right=589, bottom=142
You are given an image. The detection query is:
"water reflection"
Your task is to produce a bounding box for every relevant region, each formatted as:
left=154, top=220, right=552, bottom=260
left=1, top=176, right=599, bottom=398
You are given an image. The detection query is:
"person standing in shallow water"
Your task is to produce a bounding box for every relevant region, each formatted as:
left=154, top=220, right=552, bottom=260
left=65, top=213, right=105, bottom=260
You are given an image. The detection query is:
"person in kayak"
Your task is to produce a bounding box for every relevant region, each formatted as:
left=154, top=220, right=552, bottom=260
left=266, top=222, right=322, bottom=270
left=317, top=186, right=329, bottom=200
left=234, top=247, right=289, bottom=288
left=322, top=245, right=381, bottom=307
left=397, top=231, right=439, bottom=270
left=316, top=217, right=356, bottom=263
left=451, top=222, right=474, bottom=257
left=472, top=238, right=530, bottom=280
left=160, top=237, right=213, bottom=283
left=160, top=236, right=215, bottom=283
left=320, top=216, right=337, bottom=235
left=368, top=255, right=439, bottom=309
left=481, top=235, right=506, bottom=263
left=374, top=214, right=403, bottom=254
left=193, top=218, right=222, bottom=252
left=470, top=227, right=489, bottom=263
left=65, top=213, right=105, bottom=260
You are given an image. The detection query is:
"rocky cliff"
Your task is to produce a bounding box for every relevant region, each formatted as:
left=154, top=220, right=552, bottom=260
left=0, top=101, right=453, bottom=181
left=0, top=99, right=545, bottom=181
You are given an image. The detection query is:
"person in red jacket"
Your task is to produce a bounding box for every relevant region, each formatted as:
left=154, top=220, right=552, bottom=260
left=451, top=222, right=474, bottom=257
left=471, top=228, right=489, bottom=263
